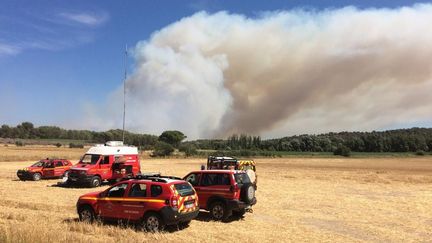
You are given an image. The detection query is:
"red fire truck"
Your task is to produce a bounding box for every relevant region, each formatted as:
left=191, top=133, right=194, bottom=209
left=67, top=141, right=141, bottom=187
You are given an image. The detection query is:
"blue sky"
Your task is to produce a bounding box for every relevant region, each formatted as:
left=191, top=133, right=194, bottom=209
left=0, top=0, right=431, bottom=134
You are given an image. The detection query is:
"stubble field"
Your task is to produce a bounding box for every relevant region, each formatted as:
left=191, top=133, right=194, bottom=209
left=0, top=145, right=431, bottom=242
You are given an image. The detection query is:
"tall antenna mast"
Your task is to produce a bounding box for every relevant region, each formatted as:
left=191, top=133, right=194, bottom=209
left=122, top=45, right=127, bottom=143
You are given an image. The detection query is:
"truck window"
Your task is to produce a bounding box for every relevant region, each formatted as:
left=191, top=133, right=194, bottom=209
left=107, top=183, right=128, bottom=197
left=101, top=156, right=110, bottom=165
left=44, top=162, right=54, bottom=168
left=81, top=154, right=100, bottom=164
left=31, top=161, right=45, bottom=167
left=234, top=173, right=251, bottom=185
left=129, top=183, right=147, bottom=197
left=174, top=183, right=194, bottom=197
left=202, top=173, right=231, bottom=186
left=55, top=161, right=63, bottom=167
left=185, top=173, right=201, bottom=186
left=151, top=185, right=163, bottom=197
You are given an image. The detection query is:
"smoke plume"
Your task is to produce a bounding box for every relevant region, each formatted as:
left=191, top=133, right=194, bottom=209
left=96, top=5, right=432, bottom=138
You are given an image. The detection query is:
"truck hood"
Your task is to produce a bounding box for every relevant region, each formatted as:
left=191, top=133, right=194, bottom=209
left=79, top=191, right=102, bottom=199
left=19, top=167, right=42, bottom=172
left=71, top=164, right=92, bottom=170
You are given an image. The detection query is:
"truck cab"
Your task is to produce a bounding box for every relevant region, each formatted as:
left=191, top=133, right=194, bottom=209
left=67, top=141, right=140, bottom=187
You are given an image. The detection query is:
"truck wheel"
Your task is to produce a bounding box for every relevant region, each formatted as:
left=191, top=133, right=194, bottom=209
left=209, top=201, right=230, bottom=221
left=142, top=213, right=164, bottom=232
left=32, top=173, right=42, bottom=181
left=89, top=176, right=101, bottom=187
left=78, top=206, right=95, bottom=222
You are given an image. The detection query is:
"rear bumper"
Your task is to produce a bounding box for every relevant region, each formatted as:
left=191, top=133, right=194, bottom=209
left=227, top=198, right=257, bottom=211
left=160, top=207, right=199, bottom=225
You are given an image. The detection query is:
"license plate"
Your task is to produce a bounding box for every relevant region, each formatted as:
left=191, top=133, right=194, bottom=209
left=185, top=201, right=194, bottom=209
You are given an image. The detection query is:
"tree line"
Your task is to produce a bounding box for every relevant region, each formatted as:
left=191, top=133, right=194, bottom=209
left=185, top=128, right=432, bottom=153
left=0, top=122, right=158, bottom=149
left=1, top=122, right=432, bottom=153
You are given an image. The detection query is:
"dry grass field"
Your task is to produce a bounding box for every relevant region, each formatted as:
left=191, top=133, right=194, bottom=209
left=0, top=145, right=431, bottom=242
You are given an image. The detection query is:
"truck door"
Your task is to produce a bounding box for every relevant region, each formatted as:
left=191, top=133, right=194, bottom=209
left=53, top=161, right=65, bottom=177
left=42, top=161, right=55, bottom=178
left=122, top=182, right=149, bottom=221
left=98, top=182, right=129, bottom=219
left=99, top=156, right=112, bottom=180
left=199, top=173, right=232, bottom=208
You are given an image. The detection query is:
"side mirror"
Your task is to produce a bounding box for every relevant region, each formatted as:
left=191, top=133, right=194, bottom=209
left=99, top=191, right=107, bottom=198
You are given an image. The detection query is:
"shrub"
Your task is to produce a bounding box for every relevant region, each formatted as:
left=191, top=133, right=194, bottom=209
left=152, top=141, right=174, bottom=157
left=179, top=144, right=198, bottom=157
left=15, top=141, right=24, bottom=147
left=333, top=145, right=351, bottom=157
left=69, top=143, right=84, bottom=148
left=415, top=150, right=425, bottom=156
left=55, top=143, right=62, bottom=148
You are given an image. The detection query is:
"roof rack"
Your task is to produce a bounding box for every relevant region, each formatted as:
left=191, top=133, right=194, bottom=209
left=124, top=173, right=182, bottom=183
left=43, top=158, right=68, bottom=161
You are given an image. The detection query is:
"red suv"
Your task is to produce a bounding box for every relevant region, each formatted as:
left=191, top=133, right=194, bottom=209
left=183, top=170, right=256, bottom=221
left=17, top=159, right=73, bottom=181
left=76, top=175, right=199, bottom=231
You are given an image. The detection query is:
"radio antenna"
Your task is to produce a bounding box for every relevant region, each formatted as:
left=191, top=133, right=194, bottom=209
left=122, top=45, right=128, bottom=143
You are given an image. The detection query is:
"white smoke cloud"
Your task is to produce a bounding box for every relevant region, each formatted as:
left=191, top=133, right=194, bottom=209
left=90, top=4, right=432, bottom=139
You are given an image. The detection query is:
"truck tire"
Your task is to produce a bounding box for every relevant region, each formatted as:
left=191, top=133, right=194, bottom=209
left=89, top=176, right=101, bottom=187
left=32, top=173, right=42, bottom=181
left=209, top=201, right=230, bottom=221
left=78, top=205, right=95, bottom=222
left=142, top=212, right=164, bottom=232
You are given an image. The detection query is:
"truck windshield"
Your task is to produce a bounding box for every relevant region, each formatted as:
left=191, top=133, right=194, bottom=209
left=80, top=154, right=100, bottom=164
left=31, top=161, right=45, bottom=167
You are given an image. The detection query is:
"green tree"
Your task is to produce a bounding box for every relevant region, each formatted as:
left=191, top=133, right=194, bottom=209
left=152, top=141, right=174, bottom=157
left=158, top=130, right=186, bottom=148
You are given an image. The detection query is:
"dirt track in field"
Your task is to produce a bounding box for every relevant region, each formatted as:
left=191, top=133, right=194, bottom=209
left=0, top=146, right=431, bottom=242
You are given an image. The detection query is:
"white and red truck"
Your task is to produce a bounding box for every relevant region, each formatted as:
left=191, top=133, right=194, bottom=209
left=67, top=141, right=141, bottom=187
